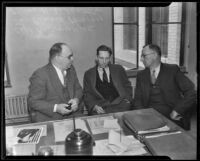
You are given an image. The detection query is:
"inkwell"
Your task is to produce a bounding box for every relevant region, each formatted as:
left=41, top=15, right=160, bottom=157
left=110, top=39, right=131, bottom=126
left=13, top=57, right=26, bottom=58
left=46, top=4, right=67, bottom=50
left=65, top=111, right=93, bottom=155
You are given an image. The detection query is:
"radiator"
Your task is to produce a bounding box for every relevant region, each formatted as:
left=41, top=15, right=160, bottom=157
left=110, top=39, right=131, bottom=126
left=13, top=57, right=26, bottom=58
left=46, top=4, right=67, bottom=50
left=5, top=95, right=30, bottom=124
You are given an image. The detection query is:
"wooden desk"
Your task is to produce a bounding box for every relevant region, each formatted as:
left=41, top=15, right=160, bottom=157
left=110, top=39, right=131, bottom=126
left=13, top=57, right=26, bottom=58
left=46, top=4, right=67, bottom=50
left=5, top=108, right=197, bottom=159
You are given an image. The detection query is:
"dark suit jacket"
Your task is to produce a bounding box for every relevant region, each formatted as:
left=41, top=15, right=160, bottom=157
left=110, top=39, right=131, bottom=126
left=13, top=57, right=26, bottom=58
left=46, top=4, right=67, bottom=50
left=28, top=63, right=83, bottom=122
left=134, top=63, right=196, bottom=117
left=83, top=64, right=133, bottom=114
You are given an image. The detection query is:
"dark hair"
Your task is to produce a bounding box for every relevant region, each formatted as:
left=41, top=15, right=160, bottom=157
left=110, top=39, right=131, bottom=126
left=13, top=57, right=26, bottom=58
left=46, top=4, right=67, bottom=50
left=96, top=45, right=112, bottom=56
left=49, top=42, right=66, bottom=61
left=143, top=44, right=161, bottom=56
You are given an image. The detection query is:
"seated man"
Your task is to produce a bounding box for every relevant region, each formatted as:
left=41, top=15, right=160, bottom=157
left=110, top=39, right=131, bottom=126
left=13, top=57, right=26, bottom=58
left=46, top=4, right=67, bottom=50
left=134, top=44, right=196, bottom=130
left=83, top=45, right=133, bottom=115
left=28, top=42, right=83, bottom=122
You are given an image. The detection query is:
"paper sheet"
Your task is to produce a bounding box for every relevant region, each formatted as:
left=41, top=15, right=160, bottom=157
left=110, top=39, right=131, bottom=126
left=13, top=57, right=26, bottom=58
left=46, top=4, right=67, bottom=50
left=94, top=135, right=146, bottom=156
left=6, top=126, right=17, bottom=147
left=138, top=125, right=170, bottom=134
left=13, top=144, right=36, bottom=155
left=103, top=119, right=121, bottom=129
left=14, top=124, right=47, bottom=136
left=145, top=131, right=182, bottom=138
left=15, top=127, right=43, bottom=144
left=53, top=119, right=89, bottom=142
left=107, top=130, right=145, bottom=155
left=87, top=116, right=120, bottom=134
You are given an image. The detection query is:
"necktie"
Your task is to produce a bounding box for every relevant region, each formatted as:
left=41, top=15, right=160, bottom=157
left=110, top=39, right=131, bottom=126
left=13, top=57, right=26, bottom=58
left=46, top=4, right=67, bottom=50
left=151, top=70, right=156, bottom=84
left=103, top=68, right=108, bottom=82
left=62, top=70, right=67, bottom=87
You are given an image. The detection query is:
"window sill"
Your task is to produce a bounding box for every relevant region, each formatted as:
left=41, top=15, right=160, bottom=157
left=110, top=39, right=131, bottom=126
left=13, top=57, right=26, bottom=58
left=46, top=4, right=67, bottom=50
left=126, top=67, right=144, bottom=78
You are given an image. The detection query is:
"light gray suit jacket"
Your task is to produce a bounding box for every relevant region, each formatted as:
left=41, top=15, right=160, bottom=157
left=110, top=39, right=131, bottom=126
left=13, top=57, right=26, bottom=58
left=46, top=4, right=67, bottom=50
left=28, top=63, right=83, bottom=122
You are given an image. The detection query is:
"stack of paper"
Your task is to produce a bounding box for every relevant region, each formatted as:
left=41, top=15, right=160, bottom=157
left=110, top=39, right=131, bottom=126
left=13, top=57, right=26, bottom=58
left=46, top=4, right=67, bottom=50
left=53, top=118, right=89, bottom=142
left=93, top=130, right=147, bottom=155
left=87, top=116, right=120, bottom=134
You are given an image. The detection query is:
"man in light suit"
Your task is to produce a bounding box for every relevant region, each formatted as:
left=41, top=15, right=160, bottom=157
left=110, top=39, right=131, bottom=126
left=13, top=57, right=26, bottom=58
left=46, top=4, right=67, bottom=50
left=134, top=44, right=196, bottom=130
left=83, top=45, right=133, bottom=115
left=28, top=43, right=83, bottom=122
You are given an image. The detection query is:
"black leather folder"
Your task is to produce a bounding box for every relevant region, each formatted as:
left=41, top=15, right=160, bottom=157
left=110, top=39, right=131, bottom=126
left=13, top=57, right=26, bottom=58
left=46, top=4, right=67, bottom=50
left=122, top=109, right=167, bottom=136
left=143, top=132, right=196, bottom=159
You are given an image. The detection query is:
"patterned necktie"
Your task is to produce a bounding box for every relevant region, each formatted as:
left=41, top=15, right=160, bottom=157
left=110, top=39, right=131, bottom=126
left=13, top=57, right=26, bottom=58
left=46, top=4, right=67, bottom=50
left=103, top=68, right=108, bottom=82
left=151, top=70, right=156, bottom=84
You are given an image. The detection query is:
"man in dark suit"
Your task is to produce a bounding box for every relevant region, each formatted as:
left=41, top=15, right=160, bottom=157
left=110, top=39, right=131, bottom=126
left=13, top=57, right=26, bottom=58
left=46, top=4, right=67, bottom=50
left=28, top=42, right=83, bottom=122
left=83, top=45, right=133, bottom=115
left=134, top=44, right=196, bottom=130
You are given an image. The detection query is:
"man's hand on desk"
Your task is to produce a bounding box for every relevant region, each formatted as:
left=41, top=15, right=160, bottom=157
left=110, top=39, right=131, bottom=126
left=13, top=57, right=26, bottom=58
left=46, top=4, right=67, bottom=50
left=170, top=110, right=182, bottom=121
left=93, top=105, right=105, bottom=114
left=56, top=104, right=73, bottom=115
left=68, top=98, right=79, bottom=112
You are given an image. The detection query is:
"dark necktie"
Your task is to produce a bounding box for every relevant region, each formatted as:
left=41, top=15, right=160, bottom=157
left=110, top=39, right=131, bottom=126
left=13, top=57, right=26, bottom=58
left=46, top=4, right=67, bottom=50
left=151, top=70, right=156, bottom=84
left=103, top=68, right=108, bottom=82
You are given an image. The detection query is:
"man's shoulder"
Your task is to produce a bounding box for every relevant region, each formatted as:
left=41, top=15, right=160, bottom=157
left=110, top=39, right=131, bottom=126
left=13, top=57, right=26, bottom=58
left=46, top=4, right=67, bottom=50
left=32, top=64, right=50, bottom=76
left=110, top=64, right=125, bottom=70
left=162, top=63, right=179, bottom=71
left=85, top=66, right=96, bottom=74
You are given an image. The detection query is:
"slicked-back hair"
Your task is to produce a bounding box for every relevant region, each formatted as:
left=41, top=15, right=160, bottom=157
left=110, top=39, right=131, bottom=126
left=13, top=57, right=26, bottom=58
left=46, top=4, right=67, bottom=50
left=143, top=44, right=161, bottom=56
left=49, top=42, right=66, bottom=62
left=97, top=45, right=112, bottom=56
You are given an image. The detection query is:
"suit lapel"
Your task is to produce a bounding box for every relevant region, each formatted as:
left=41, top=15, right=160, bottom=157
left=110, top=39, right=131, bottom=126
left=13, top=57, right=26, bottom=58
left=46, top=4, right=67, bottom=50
left=47, top=64, right=66, bottom=101
left=91, top=66, right=105, bottom=99
left=142, top=68, right=151, bottom=104
left=109, top=65, right=120, bottom=94
left=156, top=63, right=165, bottom=88
left=65, top=68, right=73, bottom=98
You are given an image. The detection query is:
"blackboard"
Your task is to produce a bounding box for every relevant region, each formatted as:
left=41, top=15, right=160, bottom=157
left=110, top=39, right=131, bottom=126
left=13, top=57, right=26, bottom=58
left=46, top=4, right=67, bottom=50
left=7, top=7, right=104, bottom=40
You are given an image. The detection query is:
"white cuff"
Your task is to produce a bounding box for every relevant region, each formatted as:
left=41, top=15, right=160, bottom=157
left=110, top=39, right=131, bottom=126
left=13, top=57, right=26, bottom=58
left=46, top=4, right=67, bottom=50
left=53, top=104, right=57, bottom=112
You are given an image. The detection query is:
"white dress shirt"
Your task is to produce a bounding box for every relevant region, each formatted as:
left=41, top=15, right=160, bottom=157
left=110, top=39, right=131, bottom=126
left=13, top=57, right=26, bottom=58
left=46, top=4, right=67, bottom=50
left=52, top=64, right=66, bottom=86
left=52, top=64, right=67, bottom=112
left=97, top=67, right=110, bottom=83
left=151, top=64, right=160, bottom=79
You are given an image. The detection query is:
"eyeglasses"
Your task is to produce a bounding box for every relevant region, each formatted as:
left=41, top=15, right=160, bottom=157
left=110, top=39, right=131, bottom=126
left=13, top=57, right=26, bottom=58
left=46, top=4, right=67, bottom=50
left=141, top=53, right=153, bottom=58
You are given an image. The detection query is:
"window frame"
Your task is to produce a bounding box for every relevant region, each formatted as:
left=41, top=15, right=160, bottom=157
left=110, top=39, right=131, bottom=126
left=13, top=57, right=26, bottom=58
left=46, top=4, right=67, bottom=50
left=112, top=4, right=186, bottom=77
left=112, top=7, right=139, bottom=75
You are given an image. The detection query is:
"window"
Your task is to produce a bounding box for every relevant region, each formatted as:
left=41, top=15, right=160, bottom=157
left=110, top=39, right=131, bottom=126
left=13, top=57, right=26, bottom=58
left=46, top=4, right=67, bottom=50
left=113, top=7, right=139, bottom=70
left=113, top=2, right=185, bottom=71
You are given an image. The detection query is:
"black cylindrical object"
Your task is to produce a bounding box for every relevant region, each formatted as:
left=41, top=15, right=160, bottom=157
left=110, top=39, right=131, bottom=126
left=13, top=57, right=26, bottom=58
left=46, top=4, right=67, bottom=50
left=65, top=128, right=93, bottom=155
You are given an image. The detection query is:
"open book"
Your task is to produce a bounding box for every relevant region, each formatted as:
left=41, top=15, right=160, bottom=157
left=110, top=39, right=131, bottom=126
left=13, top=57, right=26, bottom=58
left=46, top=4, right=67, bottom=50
left=122, top=109, right=170, bottom=136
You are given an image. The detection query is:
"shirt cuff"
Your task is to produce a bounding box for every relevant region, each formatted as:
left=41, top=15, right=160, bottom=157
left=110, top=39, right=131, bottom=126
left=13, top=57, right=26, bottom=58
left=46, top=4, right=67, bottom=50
left=53, top=104, right=57, bottom=112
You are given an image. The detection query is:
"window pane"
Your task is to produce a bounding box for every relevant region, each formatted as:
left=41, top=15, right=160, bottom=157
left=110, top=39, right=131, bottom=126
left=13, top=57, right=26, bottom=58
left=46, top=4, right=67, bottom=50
left=114, top=25, right=137, bottom=70
left=152, top=24, right=181, bottom=65
left=114, top=7, right=137, bottom=23
left=152, top=7, right=169, bottom=23
left=152, top=2, right=182, bottom=23
left=152, top=24, right=168, bottom=57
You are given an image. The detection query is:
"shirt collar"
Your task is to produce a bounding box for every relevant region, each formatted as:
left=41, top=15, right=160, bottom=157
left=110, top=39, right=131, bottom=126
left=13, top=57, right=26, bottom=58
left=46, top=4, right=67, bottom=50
left=97, top=66, right=109, bottom=72
left=151, top=64, right=161, bottom=76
